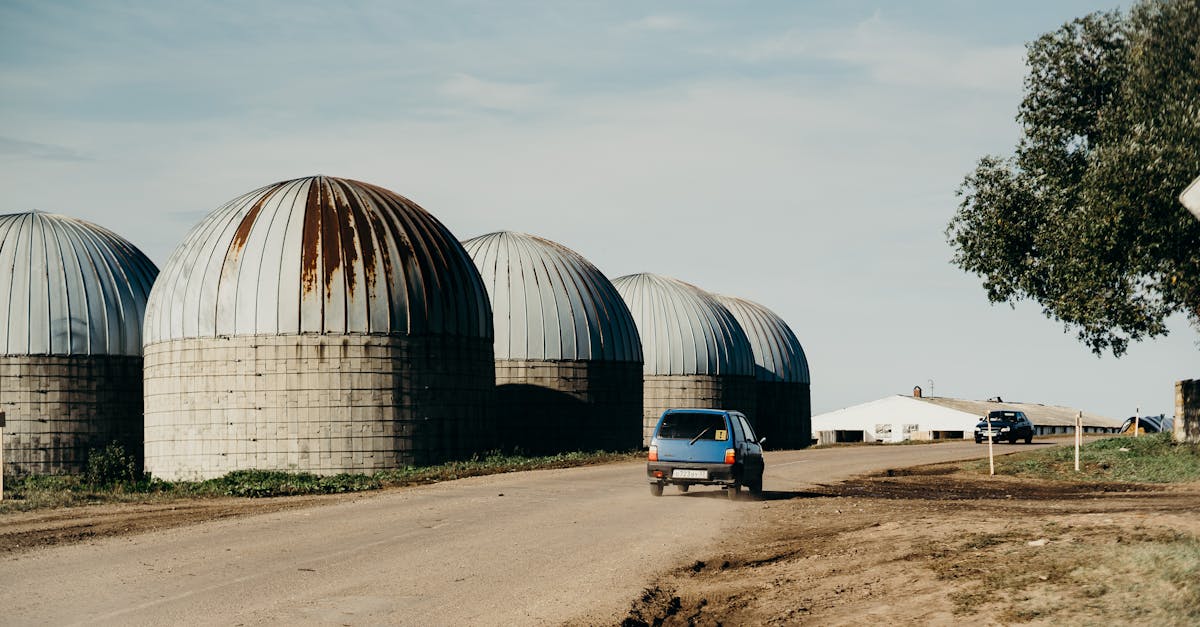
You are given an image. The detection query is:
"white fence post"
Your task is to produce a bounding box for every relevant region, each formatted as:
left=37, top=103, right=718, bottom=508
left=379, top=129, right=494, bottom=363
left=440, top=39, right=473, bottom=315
left=1080, top=408, right=1089, bottom=470
left=986, top=413, right=995, bottom=476
left=1134, top=406, right=1140, bottom=438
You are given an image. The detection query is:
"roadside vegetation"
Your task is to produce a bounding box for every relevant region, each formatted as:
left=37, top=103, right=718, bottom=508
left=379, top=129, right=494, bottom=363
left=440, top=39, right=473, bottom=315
left=0, top=444, right=639, bottom=513
left=965, top=433, right=1200, bottom=483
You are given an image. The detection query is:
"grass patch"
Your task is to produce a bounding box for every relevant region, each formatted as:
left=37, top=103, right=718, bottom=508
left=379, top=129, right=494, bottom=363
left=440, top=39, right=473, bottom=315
left=943, top=531, right=1200, bottom=624
left=0, top=449, right=640, bottom=514
left=963, top=433, right=1200, bottom=483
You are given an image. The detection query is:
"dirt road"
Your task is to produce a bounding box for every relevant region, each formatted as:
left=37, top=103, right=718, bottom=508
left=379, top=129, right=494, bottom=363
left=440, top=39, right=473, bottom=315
left=2, top=442, right=1027, bottom=625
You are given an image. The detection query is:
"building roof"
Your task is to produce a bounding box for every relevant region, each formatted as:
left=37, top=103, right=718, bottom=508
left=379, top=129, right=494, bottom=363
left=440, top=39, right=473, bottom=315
left=717, top=295, right=809, bottom=384
left=812, top=394, right=1121, bottom=436
left=144, top=176, right=491, bottom=342
left=612, top=273, right=754, bottom=377
left=913, top=396, right=1121, bottom=428
left=462, top=231, right=641, bottom=362
left=0, top=211, right=158, bottom=356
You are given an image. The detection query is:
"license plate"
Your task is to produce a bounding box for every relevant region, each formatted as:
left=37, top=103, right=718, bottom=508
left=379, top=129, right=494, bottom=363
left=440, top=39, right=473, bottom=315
left=672, top=469, right=707, bottom=479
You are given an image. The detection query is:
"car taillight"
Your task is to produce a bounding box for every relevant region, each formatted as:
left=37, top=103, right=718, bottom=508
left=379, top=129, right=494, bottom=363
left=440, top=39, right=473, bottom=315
left=648, top=445, right=658, bottom=462
left=724, top=449, right=735, bottom=464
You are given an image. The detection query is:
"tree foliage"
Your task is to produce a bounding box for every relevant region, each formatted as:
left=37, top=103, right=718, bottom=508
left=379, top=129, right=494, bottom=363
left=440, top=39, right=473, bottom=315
left=947, top=0, right=1200, bottom=356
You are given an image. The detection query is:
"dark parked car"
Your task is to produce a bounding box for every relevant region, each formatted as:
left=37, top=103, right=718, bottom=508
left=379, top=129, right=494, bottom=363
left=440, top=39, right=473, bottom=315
left=647, top=409, right=765, bottom=500
left=975, top=410, right=1034, bottom=444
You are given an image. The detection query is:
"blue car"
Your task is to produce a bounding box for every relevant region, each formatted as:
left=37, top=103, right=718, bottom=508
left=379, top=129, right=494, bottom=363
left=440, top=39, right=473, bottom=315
left=646, top=409, right=765, bottom=500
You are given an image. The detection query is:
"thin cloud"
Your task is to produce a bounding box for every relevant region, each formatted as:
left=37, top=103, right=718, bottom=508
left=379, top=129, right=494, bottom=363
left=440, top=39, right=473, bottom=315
left=439, top=74, right=547, bottom=111
left=733, top=12, right=1025, bottom=92
left=621, top=14, right=696, bottom=32
left=0, top=136, right=91, bottom=162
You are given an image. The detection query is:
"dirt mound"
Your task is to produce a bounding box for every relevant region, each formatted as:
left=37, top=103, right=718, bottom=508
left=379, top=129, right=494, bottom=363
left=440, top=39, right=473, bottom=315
left=618, top=472, right=1200, bottom=626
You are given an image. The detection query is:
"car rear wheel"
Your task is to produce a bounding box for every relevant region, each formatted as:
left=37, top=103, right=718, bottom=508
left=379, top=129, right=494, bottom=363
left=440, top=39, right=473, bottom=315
left=748, top=474, right=763, bottom=497
left=677, top=484, right=689, bottom=493
left=1025, top=434, right=1033, bottom=444
left=650, top=483, right=663, bottom=497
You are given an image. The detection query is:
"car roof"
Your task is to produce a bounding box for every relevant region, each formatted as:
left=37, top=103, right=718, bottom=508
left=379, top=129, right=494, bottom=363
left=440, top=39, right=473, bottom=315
left=663, top=408, right=734, bottom=416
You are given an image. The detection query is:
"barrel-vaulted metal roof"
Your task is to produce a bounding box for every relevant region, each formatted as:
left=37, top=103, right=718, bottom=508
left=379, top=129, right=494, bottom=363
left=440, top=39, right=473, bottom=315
left=463, top=231, right=641, bottom=362
left=717, top=295, right=810, bottom=384
left=0, top=211, right=158, bottom=356
left=144, top=176, right=492, bottom=343
left=612, top=273, right=753, bottom=377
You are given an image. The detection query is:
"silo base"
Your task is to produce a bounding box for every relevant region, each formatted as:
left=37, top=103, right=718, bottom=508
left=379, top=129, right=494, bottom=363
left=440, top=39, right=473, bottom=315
left=643, top=375, right=757, bottom=446
left=756, top=382, right=812, bottom=449
left=143, top=334, right=494, bottom=481
left=495, top=359, right=642, bottom=454
left=0, top=355, right=143, bottom=476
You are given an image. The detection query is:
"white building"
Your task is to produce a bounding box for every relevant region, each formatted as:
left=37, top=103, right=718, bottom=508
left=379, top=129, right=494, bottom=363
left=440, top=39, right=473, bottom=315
left=812, top=393, right=1122, bottom=444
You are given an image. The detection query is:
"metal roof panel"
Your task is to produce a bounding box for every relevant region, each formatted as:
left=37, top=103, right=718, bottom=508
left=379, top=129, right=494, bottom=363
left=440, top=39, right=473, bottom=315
left=144, top=176, right=492, bottom=342
left=463, top=231, right=641, bottom=362
left=0, top=211, right=158, bottom=356
left=717, top=295, right=810, bottom=384
left=612, top=273, right=753, bottom=376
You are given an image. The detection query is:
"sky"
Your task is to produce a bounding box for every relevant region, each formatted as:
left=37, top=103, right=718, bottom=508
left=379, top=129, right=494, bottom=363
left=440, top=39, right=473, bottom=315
left=1, top=0, right=1194, bottom=420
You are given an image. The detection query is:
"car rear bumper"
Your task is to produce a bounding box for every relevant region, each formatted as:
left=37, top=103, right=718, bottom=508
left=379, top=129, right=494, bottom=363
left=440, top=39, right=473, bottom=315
left=647, top=461, right=736, bottom=486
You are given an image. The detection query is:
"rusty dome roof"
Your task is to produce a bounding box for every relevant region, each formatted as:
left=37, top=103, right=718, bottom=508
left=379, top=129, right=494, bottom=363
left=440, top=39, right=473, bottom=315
left=0, top=211, right=158, bottom=356
left=717, top=295, right=810, bottom=384
left=462, top=231, right=641, bottom=362
left=144, top=176, right=491, bottom=342
left=612, top=273, right=753, bottom=377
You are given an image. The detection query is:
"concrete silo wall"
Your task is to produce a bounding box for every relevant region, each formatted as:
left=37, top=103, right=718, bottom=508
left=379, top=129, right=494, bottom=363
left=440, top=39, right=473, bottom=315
left=143, top=334, right=494, bottom=480
left=755, top=381, right=811, bottom=450
left=494, top=360, right=642, bottom=455
left=642, top=374, right=757, bottom=446
left=1, top=355, right=143, bottom=476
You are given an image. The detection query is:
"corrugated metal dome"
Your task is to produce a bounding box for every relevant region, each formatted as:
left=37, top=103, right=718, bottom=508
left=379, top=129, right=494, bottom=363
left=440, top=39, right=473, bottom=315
left=612, top=273, right=753, bottom=376
left=0, top=211, right=158, bottom=356
left=717, top=295, right=810, bottom=384
left=144, top=176, right=492, bottom=342
left=462, top=232, right=642, bottom=362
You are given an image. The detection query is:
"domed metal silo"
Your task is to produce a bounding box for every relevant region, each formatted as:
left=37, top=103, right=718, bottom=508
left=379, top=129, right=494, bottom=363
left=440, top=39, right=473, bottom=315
left=612, top=273, right=756, bottom=446
left=142, top=176, right=495, bottom=480
left=0, top=211, right=157, bottom=475
left=463, top=232, right=643, bottom=454
left=717, top=296, right=811, bottom=449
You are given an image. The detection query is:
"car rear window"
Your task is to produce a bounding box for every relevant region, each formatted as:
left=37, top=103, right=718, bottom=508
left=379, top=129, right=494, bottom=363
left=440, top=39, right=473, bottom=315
left=657, top=412, right=729, bottom=440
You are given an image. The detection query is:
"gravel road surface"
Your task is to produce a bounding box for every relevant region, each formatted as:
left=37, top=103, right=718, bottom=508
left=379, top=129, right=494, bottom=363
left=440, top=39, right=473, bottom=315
left=3, top=441, right=1013, bottom=625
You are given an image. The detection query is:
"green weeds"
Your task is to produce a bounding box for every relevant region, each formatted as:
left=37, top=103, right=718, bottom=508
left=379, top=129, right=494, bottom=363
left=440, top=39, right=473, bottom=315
left=966, top=433, right=1200, bottom=483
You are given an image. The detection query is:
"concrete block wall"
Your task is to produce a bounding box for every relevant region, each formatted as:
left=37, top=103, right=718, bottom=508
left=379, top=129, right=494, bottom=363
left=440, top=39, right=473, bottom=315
left=494, top=359, right=642, bottom=455
left=642, top=374, right=757, bottom=446
left=0, top=355, right=143, bottom=476
left=144, top=334, right=495, bottom=480
left=756, top=382, right=812, bottom=450
left=1176, top=379, right=1199, bottom=443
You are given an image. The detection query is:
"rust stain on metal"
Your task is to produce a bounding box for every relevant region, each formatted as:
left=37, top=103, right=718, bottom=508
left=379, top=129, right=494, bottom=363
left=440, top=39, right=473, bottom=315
left=223, top=182, right=284, bottom=275
left=301, top=179, right=323, bottom=295
left=319, top=179, right=342, bottom=298
left=332, top=179, right=369, bottom=296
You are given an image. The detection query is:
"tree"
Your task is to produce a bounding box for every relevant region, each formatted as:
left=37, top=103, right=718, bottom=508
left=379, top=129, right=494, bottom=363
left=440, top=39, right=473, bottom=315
left=947, top=0, right=1200, bottom=356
